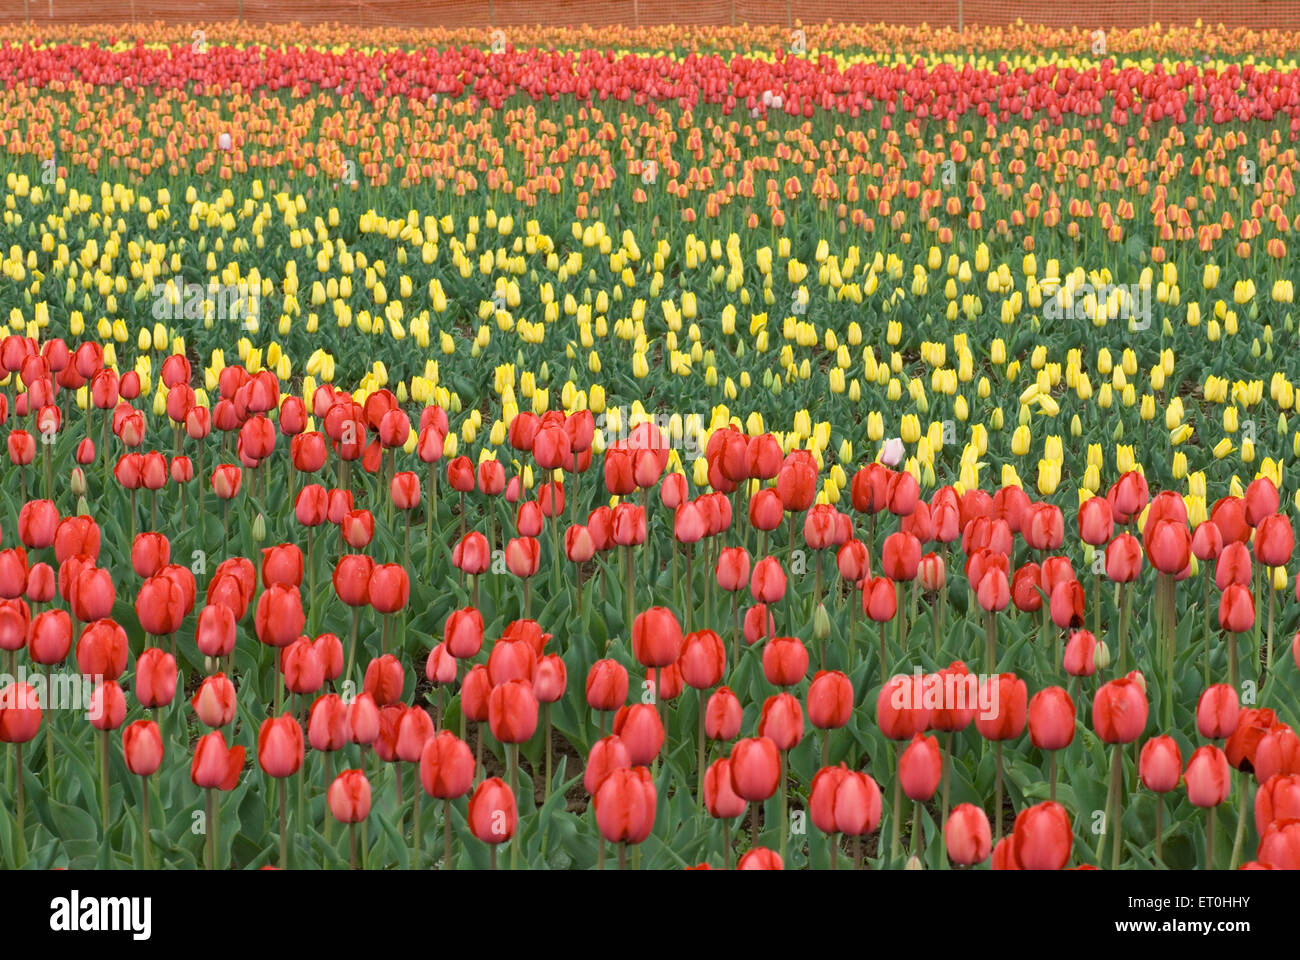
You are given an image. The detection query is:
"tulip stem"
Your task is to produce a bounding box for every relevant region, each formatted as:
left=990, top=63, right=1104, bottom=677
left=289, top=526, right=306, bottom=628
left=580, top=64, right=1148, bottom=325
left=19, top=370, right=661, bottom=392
left=1228, top=770, right=1248, bottom=870
left=931, top=593, right=940, bottom=658
left=722, top=820, right=731, bottom=869
left=941, top=731, right=952, bottom=826
left=697, top=692, right=707, bottom=810
left=683, top=544, right=693, bottom=633
left=992, top=741, right=1004, bottom=848
left=395, top=762, right=404, bottom=837
left=617, top=842, right=628, bottom=870
left=279, top=777, right=288, bottom=868
left=508, top=744, right=519, bottom=871
left=43, top=662, right=55, bottom=799
left=346, top=607, right=360, bottom=685
left=349, top=822, right=357, bottom=870
left=297, top=747, right=306, bottom=855
left=443, top=799, right=453, bottom=869
left=1118, top=581, right=1131, bottom=676
left=99, top=728, right=110, bottom=844
left=545, top=703, right=553, bottom=802
left=205, top=787, right=216, bottom=870
left=1049, top=751, right=1057, bottom=803
left=1265, top=576, right=1276, bottom=678
left=624, top=546, right=635, bottom=640
left=879, top=620, right=888, bottom=686
left=750, top=801, right=759, bottom=848
left=324, top=752, right=334, bottom=846
left=890, top=743, right=903, bottom=863
left=1227, top=631, right=1238, bottom=693
left=490, top=844, right=497, bottom=871
left=1252, top=565, right=1262, bottom=679
left=412, top=783, right=422, bottom=869
left=1202, top=574, right=1212, bottom=687
left=15, top=743, right=26, bottom=868
left=910, top=799, right=923, bottom=858
left=1108, top=743, right=1124, bottom=870
left=895, top=580, right=905, bottom=657
left=307, top=527, right=317, bottom=636
left=984, top=609, right=996, bottom=672
left=1153, top=795, right=1163, bottom=865
left=731, top=592, right=740, bottom=672
left=1205, top=804, right=1216, bottom=870
left=779, top=750, right=788, bottom=863
left=141, top=775, right=151, bottom=869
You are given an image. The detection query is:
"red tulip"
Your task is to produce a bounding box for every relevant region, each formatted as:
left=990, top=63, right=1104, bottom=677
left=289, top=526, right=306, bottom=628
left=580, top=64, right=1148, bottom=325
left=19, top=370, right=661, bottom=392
left=420, top=731, right=475, bottom=799
left=254, top=584, right=305, bottom=647
left=679, top=629, right=726, bottom=689
left=488, top=679, right=539, bottom=744
left=631, top=607, right=683, bottom=668
left=1011, top=801, right=1072, bottom=870
left=899, top=733, right=942, bottom=801
left=704, top=757, right=747, bottom=819
left=1196, top=684, right=1240, bottom=740
left=974, top=673, right=1028, bottom=741
left=705, top=687, right=743, bottom=740
left=0, top=683, right=41, bottom=742
left=585, top=659, right=629, bottom=712
left=1185, top=745, right=1232, bottom=807
left=1139, top=736, right=1183, bottom=792
left=328, top=769, right=372, bottom=823
left=27, top=608, right=71, bottom=664
left=135, top=647, right=178, bottom=708
left=945, top=802, right=993, bottom=865
left=258, top=714, right=305, bottom=778
left=594, top=766, right=657, bottom=844
left=1092, top=677, right=1149, bottom=744
left=467, top=777, right=516, bottom=844
left=1028, top=686, right=1075, bottom=751
left=728, top=736, right=780, bottom=801
left=806, top=670, right=853, bottom=729
left=191, top=731, right=245, bottom=790
left=612, top=704, right=664, bottom=765
left=122, top=720, right=163, bottom=776
left=761, top=636, right=808, bottom=687
left=1218, top=583, right=1255, bottom=633
left=1255, top=774, right=1300, bottom=836
left=758, top=693, right=803, bottom=751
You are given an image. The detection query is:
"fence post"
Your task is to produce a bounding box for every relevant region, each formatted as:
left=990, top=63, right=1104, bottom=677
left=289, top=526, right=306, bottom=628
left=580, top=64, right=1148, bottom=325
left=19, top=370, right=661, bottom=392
left=730, top=0, right=735, bottom=27
left=958, top=0, right=963, bottom=34
left=239, top=0, right=244, bottom=25
left=633, top=0, right=639, bottom=30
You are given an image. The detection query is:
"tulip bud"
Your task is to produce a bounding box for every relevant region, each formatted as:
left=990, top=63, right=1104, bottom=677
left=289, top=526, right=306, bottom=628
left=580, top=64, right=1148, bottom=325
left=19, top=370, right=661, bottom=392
left=813, top=604, right=830, bottom=642
left=70, top=468, right=87, bottom=497
left=1094, top=640, right=1112, bottom=670
left=252, top=513, right=266, bottom=543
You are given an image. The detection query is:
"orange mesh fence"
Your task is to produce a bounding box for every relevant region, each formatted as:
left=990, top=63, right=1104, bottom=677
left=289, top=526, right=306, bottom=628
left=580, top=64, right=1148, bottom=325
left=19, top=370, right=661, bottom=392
left=2, top=0, right=1300, bottom=31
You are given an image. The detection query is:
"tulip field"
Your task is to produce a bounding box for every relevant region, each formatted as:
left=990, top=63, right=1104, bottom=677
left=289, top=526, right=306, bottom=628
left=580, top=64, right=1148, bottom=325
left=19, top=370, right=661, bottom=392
left=1, top=18, right=1300, bottom=874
